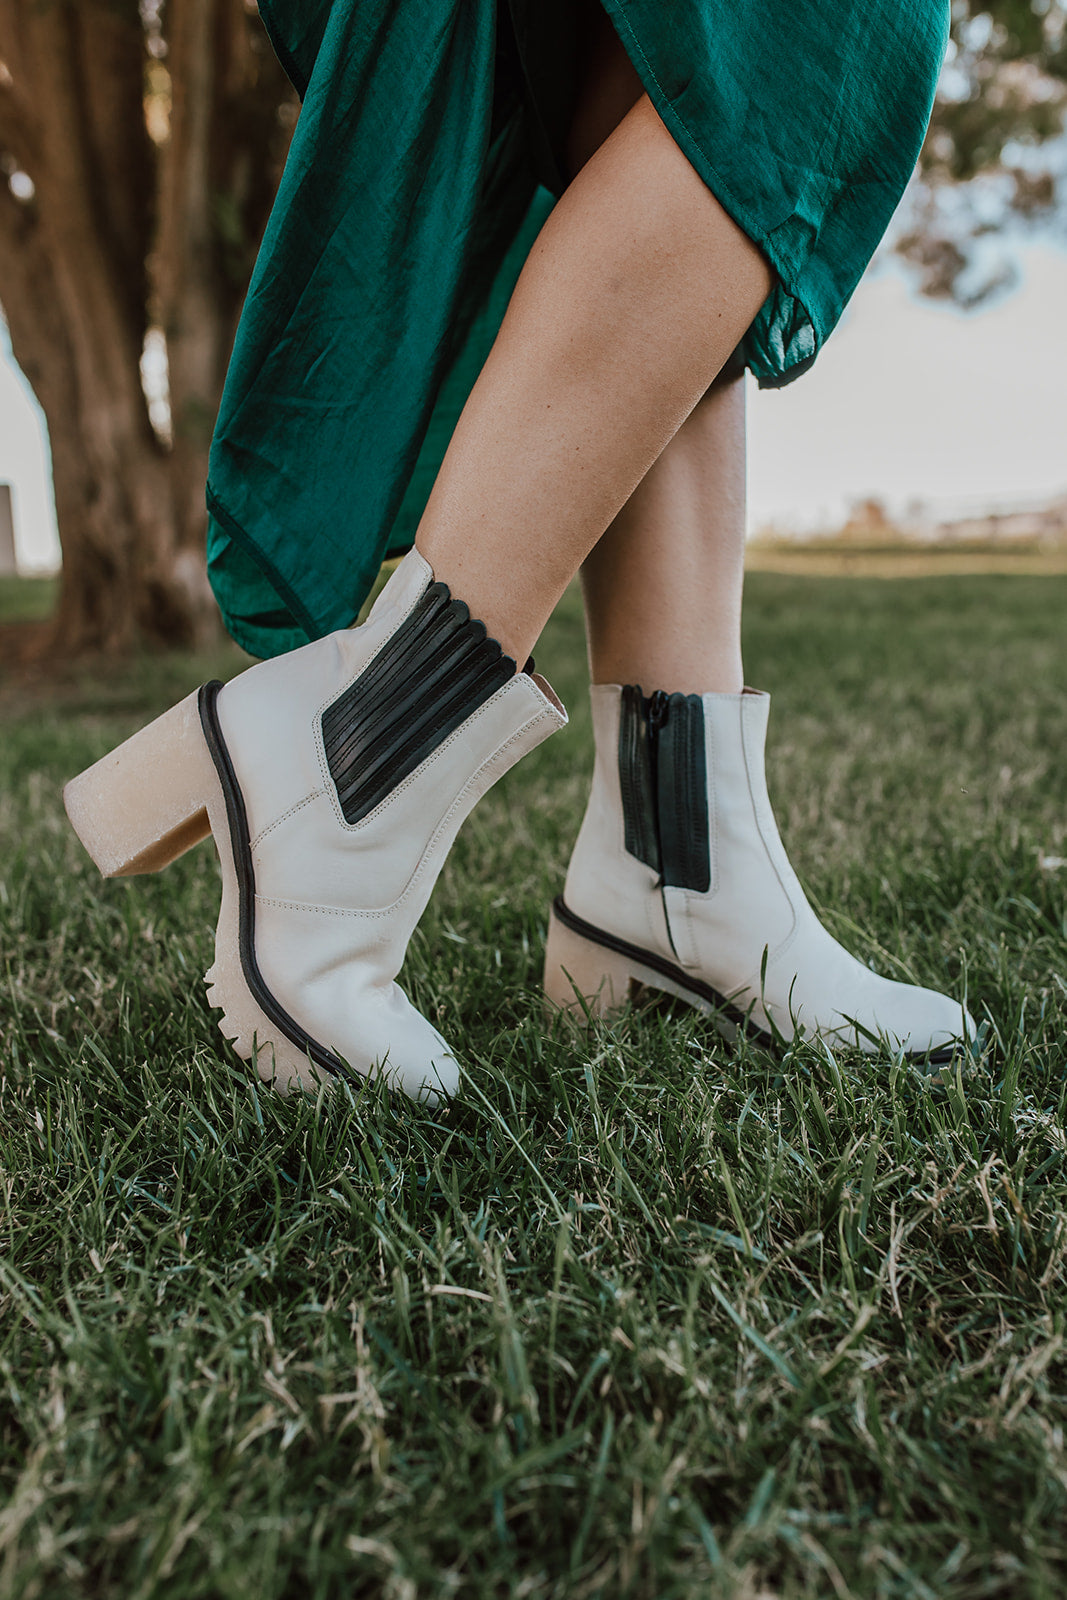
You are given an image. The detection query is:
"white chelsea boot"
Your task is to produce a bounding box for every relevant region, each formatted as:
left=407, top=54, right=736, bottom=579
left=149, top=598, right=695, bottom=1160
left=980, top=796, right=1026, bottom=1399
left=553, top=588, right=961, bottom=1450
left=544, top=683, right=972, bottom=1062
left=64, top=550, right=567, bottom=1102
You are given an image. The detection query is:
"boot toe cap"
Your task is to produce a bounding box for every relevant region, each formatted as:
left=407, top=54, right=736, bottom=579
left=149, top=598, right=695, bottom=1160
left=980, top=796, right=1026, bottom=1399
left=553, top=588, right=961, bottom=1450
left=759, top=942, right=975, bottom=1061
left=308, top=982, right=461, bottom=1104
left=832, top=977, right=975, bottom=1061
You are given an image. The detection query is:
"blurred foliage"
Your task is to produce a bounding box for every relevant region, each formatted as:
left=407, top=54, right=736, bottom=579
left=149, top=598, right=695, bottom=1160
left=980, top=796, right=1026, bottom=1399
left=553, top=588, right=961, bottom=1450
left=931, top=1, right=1067, bottom=182
left=902, top=1, right=1067, bottom=301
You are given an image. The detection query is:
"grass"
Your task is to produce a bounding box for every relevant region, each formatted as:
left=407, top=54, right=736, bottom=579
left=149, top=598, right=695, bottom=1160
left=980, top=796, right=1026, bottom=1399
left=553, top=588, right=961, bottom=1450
left=744, top=542, right=1067, bottom=579
left=1, top=573, right=1066, bottom=1599
left=0, top=575, right=58, bottom=625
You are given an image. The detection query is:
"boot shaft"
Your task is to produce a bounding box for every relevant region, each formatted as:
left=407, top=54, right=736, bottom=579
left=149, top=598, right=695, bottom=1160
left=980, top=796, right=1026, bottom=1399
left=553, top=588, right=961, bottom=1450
left=218, top=550, right=567, bottom=922
left=564, top=683, right=798, bottom=979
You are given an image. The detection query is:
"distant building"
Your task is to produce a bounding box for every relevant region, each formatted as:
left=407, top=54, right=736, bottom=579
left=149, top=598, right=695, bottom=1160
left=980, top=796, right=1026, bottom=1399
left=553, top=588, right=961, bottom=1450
left=932, top=496, right=1067, bottom=545
left=749, top=489, right=1067, bottom=550
left=0, top=484, right=16, bottom=575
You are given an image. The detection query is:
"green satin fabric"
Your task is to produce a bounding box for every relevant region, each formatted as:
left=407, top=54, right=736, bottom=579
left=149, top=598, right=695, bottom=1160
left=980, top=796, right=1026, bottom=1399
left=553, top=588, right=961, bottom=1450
left=206, top=0, right=949, bottom=658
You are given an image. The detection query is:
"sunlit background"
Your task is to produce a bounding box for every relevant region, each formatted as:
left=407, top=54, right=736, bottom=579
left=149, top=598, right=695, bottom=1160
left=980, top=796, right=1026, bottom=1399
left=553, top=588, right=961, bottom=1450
left=748, top=243, right=1067, bottom=535
left=3, top=239, right=1065, bottom=574
left=3, top=5, right=1067, bottom=576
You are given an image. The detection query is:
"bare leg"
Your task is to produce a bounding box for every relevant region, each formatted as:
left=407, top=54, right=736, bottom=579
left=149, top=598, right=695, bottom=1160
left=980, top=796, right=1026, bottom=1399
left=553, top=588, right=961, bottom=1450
left=567, top=7, right=747, bottom=695
left=541, top=17, right=971, bottom=1062
left=414, top=92, right=772, bottom=664
left=580, top=373, right=746, bottom=694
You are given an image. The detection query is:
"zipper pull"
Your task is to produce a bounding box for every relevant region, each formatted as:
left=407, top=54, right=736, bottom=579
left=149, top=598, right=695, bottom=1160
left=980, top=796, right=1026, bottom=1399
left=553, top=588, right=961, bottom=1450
left=647, top=690, right=670, bottom=735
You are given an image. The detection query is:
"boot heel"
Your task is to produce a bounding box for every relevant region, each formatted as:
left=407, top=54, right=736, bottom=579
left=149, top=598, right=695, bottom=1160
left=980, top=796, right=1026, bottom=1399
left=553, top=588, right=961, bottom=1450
left=64, top=689, right=217, bottom=877
left=543, top=904, right=634, bottom=1019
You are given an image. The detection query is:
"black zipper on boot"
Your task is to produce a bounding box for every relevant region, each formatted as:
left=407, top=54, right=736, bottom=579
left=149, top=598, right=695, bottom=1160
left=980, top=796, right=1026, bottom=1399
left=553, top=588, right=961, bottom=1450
left=618, top=686, right=710, bottom=894
left=654, top=692, right=711, bottom=894
left=647, top=689, right=670, bottom=736
left=618, top=685, right=660, bottom=874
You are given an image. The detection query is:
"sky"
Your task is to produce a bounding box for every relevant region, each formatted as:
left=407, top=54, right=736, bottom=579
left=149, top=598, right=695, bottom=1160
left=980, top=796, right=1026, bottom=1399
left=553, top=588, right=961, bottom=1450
left=0, top=321, right=61, bottom=573
left=2, top=242, right=1067, bottom=572
left=746, top=244, right=1067, bottom=535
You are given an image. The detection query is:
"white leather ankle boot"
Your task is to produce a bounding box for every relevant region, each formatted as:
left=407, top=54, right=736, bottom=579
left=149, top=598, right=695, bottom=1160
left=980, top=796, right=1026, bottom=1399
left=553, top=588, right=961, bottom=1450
left=544, top=684, right=972, bottom=1062
left=64, top=550, right=567, bottom=1101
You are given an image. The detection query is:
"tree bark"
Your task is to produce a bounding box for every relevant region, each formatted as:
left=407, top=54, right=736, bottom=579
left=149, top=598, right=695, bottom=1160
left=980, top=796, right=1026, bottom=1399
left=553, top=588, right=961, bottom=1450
left=0, top=0, right=295, bottom=654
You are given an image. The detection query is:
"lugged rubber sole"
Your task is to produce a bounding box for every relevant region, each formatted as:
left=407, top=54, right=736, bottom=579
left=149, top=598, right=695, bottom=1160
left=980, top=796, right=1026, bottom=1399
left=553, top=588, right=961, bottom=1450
left=63, top=688, right=332, bottom=1095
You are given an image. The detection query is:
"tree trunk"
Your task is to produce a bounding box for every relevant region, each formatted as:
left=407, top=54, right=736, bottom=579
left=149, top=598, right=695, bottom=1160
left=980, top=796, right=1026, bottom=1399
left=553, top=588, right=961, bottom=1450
left=0, top=0, right=295, bottom=655
left=159, top=0, right=292, bottom=581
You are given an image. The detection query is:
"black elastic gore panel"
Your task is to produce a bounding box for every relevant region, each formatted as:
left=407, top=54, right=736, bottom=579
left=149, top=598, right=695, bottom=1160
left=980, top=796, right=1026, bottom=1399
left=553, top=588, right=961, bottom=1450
left=618, top=686, right=710, bottom=892
left=322, top=582, right=516, bottom=824
left=618, top=684, right=660, bottom=872
left=656, top=693, right=710, bottom=893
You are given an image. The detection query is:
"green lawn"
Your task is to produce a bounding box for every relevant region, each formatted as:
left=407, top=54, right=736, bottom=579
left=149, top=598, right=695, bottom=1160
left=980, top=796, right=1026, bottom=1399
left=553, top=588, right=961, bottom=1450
left=0, top=573, right=57, bottom=624
left=1, top=574, right=1065, bottom=1599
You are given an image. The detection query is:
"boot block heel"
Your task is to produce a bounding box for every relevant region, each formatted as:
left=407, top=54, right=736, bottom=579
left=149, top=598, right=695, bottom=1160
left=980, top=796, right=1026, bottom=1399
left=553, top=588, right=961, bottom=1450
left=63, top=689, right=217, bottom=877
left=543, top=903, right=634, bottom=1020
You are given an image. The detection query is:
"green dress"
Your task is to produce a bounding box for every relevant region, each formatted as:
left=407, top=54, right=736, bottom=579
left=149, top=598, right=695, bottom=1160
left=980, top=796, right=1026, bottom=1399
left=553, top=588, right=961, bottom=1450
left=207, top=0, right=949, bottom=658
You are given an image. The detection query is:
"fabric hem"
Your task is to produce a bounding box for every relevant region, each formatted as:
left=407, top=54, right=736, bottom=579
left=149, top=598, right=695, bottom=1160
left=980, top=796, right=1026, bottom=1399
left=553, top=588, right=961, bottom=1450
left=256, top=0, right=309, bottom=99
left=206, top=483, right=324, bottom=648
left=754, top=350, right=818, bottom=392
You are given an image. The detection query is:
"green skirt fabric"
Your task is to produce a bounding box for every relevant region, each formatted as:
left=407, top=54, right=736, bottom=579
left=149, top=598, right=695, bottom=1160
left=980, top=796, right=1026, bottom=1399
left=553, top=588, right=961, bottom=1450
left=207, top=0, right=949, bottom=658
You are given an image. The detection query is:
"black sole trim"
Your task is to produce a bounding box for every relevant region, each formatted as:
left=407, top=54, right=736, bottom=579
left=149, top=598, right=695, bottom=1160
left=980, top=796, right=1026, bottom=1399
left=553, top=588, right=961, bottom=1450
left=552, top=894, right=758, bottom=1038
left=551, top=896, right=958, bottom=1069
left=198, top=682, right=348, bottom=1083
